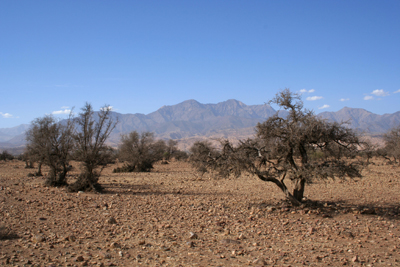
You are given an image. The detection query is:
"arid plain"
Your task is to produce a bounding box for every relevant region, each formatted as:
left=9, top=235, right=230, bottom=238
left=1, top=158, right=399, bottom=266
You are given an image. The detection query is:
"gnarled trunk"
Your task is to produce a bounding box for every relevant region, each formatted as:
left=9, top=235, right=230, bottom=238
left=293, top=178, right=305, bottom=202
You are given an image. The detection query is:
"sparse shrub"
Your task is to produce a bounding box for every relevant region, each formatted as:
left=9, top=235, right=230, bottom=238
left=189, top=140, right=220, bottom=174
left=25, top=114, right=75, bottom=186
left=173, top=150, right=189, bottom=161
left=112, top=164, right=135, bottom=173
left=68, top=103, right=117, bottom=192
left=117, top=131, right=166, bottom=172
left=0, top=150, right=14, bottom=161
left=383, top=125, right=400, bottom=165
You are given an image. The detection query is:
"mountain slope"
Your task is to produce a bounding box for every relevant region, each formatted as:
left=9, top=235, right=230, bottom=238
left=1, top=100, right=400, bottom=151
left=318, top=107, right=400, bottom=134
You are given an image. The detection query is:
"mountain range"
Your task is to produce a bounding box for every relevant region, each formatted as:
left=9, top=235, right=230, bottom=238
left=1, top=99, right=399, bottom=153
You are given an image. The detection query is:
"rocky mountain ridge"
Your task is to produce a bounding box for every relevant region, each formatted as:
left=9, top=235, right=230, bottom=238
left=1, top=99, right=399, bottom=152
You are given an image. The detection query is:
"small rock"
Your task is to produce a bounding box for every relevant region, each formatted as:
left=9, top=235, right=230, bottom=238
left=32, top=234, right=45, bottom=243
left=220, top=239, right=241, bottom=245
left=189, top=232, right=198, bottom=239
left=107, top=217, right=117, bottom=224
left=66, top=235, right=76, bottom=242
left=352, top=256, right=359, bottom=262
left=99, top=252, right=111, bottom=259
left=110, top=242, right=120, bottom=248
left=266, top=206, right=275, bottom=212
left=342, top=231, right=354, bottom=238
left=75, top=255, right=84, bottom=262
left=307, top=227, right=316, bottom=235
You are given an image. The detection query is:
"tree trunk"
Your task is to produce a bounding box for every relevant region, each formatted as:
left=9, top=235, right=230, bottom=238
left=293, top=178, right=305, bottom=202
left=256, top=173, right=301, bottom=206
left=36, top=162, right=43, bottom=176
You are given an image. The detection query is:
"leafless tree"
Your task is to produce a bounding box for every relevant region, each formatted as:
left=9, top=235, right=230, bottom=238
left=117, top=131, right=166, bottom=172
left=68, top=103, right=117, bottom=192
left=383, top=125, right=400, bottom=164
left=25, top=114, right=75, bottom=186
left=190, top=89, right=364, bottom=206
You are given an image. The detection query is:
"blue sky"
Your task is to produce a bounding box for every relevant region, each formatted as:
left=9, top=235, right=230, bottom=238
left=1, top=0, right=399, bottom=128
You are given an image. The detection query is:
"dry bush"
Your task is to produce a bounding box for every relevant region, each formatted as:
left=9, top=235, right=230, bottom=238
left=383, top=124, right=400, bottom=164
left=116, top=131, right=166, bottom=172
left=68, top=103, right=117, bottom=192
left=0, top=150, right=14, bottom=161
left=25, top=114, right=75, bottom=186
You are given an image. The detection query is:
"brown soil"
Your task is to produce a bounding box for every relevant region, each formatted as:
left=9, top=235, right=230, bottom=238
left=0, top=159, right=399, bottom=266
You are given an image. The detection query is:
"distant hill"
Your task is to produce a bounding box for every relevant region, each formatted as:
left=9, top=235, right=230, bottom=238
left=318, top=107, right=400, bottom=134
left=1, top=100, right=400, bottom=153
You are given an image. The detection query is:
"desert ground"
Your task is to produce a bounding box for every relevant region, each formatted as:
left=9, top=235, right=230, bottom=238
left=0, top=158, right=399, bottom=266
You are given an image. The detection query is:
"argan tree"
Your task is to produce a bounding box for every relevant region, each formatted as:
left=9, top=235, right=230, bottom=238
left=117, top=131, right=166, bottom=172
left=383, top=124, right=400, bottom=164
left=68, top=103, right=117, bottom=192
left=0, top=151, right=14, bottom=161
left=25, top=114, right=75, bottom=186
left=190, top=89, right=364, bottom=205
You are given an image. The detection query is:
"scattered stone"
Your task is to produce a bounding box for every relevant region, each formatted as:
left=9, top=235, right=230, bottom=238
left=32, top=234, right=45, bottom=243
left=308, top=227, right=316, bottom=235
left=342, top=231, right=354, bottom=238
left=189, top=232, right=198, bottom=239
left=266, top=206, right=275, bottom=212
left=110, top=242, right=120, bottom=248
left=220, top=239, right=241, bottom=245
left=107, top=217, right=117, bottom=224
left=75, top=255, right=84, bottom=262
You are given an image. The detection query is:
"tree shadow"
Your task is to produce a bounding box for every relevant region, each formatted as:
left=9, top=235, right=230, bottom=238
left=0, top=226, right=19, bottom=241
left=251, top=199, right=400, bottom=221
left=100, top=183, right=229, bottom=196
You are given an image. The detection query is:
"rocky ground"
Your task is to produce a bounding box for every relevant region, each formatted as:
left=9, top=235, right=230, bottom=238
left=0, top=158, right=399, bottom=266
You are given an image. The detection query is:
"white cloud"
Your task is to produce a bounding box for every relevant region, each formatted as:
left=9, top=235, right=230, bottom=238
left=306, top=96, right=323, bottom=101
left=0, top=112, right=13, bottom=118
left=394, top=89, right=400, bottom=94
left=318, top=104, right=330, bottom=110
left=52, top=109, right=72, bottom=115
left=340, top=98, right=350, bottom=101
left=371, top=89, right=389, bottom=96
left=299, top=89, right=315, bottom=94
left=364, top=96, right=374, bottom=100
left=100, top=106, right=113, bottom=111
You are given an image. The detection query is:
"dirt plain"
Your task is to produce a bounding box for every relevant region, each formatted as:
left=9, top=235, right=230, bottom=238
left=0, top=158, right=399, bottom=267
